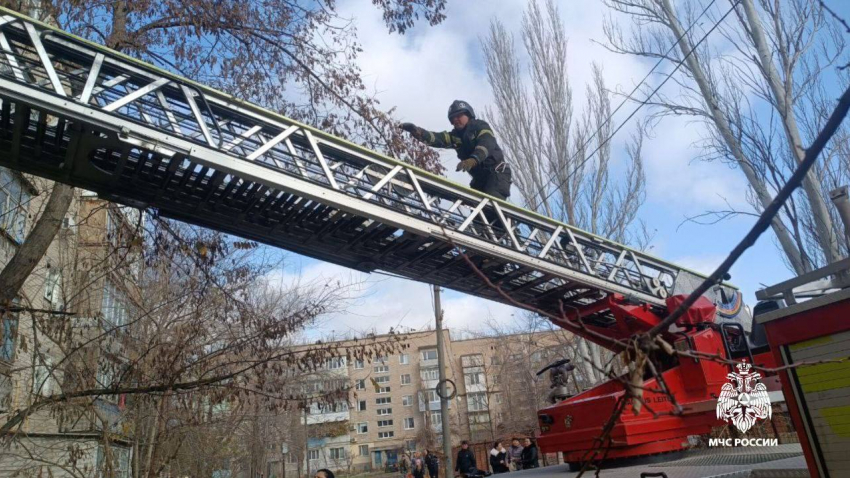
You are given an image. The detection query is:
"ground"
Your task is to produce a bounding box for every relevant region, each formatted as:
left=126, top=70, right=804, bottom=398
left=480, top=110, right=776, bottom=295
left=502, top=444, right=807, bottom=478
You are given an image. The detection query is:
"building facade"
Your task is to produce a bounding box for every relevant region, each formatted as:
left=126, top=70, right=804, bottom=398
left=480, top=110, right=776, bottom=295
left=277, top=328, right=577, bottom=477
left=0, top=168, right=140, bottom=477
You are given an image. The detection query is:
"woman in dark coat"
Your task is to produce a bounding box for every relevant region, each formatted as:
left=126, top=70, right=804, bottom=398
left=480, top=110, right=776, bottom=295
left=520, top=438, right=539, bottom=469
left=489, top=441, right=510, bottom=474
left=424, top=449, right=439, bottom=478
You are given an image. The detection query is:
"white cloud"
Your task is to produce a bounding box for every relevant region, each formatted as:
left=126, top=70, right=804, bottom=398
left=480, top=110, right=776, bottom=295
left=265, top=259, right=518, bottom=338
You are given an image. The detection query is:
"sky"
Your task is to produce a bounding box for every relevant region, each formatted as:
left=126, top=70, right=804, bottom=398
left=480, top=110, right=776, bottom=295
left=271, top=0, right=845, bottom=339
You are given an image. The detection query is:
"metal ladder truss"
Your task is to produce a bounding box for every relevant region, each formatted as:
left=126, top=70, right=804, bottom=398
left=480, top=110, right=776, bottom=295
left=0, top=9, right=733, bottom=328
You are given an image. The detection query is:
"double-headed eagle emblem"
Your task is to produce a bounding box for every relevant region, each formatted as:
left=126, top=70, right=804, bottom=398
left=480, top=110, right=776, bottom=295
left=716, top=362, right=772, bottom=433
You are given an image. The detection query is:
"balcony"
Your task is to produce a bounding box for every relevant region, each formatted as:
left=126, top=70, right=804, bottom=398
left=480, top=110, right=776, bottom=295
left=305, top=410, right=350, bottom=425
left=464, top=382, right=487, bottom=393
left=420, top=358, right=438, bottom=368
left=59, top=398, right=131, bottom=437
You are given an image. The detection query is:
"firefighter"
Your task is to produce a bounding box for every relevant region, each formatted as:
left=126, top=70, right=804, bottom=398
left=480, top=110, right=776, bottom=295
left=400, top=100, right=512, bottom=201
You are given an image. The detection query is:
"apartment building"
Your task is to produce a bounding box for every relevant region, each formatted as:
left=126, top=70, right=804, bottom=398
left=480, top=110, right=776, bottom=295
left=0, top=168, right=140, bottom=477
left=278, top=328, right=577, bottom=477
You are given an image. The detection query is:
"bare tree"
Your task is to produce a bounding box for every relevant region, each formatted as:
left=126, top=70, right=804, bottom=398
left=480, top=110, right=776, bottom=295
left=0, top=0, right=449, bottom=347
left=482, top=0, right=647, bottom=385
left=603, top=0, right=850, bottom=273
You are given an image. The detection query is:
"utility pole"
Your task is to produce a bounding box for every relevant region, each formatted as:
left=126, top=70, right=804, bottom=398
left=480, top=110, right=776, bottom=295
left=433, top=285, right=453, bottom=478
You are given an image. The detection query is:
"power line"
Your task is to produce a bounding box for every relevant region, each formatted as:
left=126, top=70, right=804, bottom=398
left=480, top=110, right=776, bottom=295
left=529, top=0, right=737, bottom=212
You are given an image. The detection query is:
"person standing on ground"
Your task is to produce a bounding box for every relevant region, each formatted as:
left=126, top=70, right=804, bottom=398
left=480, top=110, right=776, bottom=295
left=401, top=452, right=412, bottom=478
left=508, top=439, right=523, bottom=471
left=520, top=439, right=539, bottom=470
left=413, top=452, right=426, bottom=478
left=425, top=449, right=440, bottom=478
left=400, top=100, right=513, bottom=201
left=489, top=442, right=509, bottom=474
left=455, top=440, right=477, bottom=477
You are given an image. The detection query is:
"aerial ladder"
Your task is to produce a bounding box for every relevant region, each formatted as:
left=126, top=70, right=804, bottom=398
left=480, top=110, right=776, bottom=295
left=0, top=8, right=774, bottom=465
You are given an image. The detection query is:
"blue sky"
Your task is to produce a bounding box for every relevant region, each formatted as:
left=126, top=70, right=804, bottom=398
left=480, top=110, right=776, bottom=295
left=270, top=0, right=849, bottom=338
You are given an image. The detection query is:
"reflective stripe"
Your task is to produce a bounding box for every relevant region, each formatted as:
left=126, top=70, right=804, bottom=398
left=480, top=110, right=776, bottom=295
left=443, top=132, right=452, bottom=145
left=427, top=131, right=435, bottom=143
left=476, top=129, right=494, bottom=139
left=474, top=145, right=488, bottom=158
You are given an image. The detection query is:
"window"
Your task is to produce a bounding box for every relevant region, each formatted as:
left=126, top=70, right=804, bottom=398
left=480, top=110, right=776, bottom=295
left=374, top=364, right=389, bottom=373
left=422, top=390, right=439, bottom=403
left=406, top=440, right=417, bottom=451
left=469, top=412, right=490, bottom=425
left=399, top=354, right=409, bottom=365
left=96, top=445, right=130, bottom=478
left=401, top=374, right=411, bottom=385
left=96, top=359, right=117, bottom=387
left=43, top=268, right=64, bottom=311
left=376, top=397, right=391, bottom=405
left=330, top=447, right=346, bottom=460
left=494, top=393, right=503, bottom=404
left=403, top=395, right=413, bottom=407
left=359, top=445, right=369, bottom=456
left=1, top=305, right=17, bottom=362
left=32, top=359, right=56, bottom=396
left=102, top=280, right=129, bottom=329
left=491, top=356, right=502, bottom=366
left=404, top=417, right=415, bottom=429
left=378, top=419, right=393, bottom=427
left=374, top=376, right=390, bottom=384
left=327, top=357, right=346, bottom=370
left=358, top=400, right=366, bottom=411
left=468, top=392, right=488, bottom=412
left=357, top=422, right=368, bottom=434
left=378, top=386, right=390, bottom=394
left=378, top=431, right=394, bottom=439
left=429, top=411, right=442, bottom=427
left=420, top=368, right=439, bottom=381
left=354, top=360, right=364, bottom=370
left=464, top=371, right=484, bottom=386
left=0, top=169, right=32, bottom=243
left=308, top=450, right=319, bottom=461
left=421, top=349, right=438, bottom=361
left=355, top=379, right=365, bottom=390
left=377, top=407, right=392, bottom=416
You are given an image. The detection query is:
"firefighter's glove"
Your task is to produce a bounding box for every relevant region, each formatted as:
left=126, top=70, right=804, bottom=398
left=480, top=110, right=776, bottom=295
left=400, top=122, right=422, bottom=139
left=456, top=158, right=478, bottom=172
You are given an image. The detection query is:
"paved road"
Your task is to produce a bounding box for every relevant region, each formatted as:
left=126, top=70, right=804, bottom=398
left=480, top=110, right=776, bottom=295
left=503, top=444, right=808, bottom=478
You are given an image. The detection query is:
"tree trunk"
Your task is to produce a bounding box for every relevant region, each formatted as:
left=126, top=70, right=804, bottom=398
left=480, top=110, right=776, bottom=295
left=659, top=0, right=811, bottom=275
left=0, top=183, right=73, bottom=306
left=739, top=0, right=842, bottom=265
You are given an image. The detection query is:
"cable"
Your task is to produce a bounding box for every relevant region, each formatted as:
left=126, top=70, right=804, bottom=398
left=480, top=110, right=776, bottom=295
left=528, top=0, right=737, bottom=212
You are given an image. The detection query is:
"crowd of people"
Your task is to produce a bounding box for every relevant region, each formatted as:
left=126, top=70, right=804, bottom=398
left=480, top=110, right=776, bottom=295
left=398, top=449, right=442, bottom=478
left=394, top=438, right=540, bottom=478
left=455, top=438, right=540, bottom=477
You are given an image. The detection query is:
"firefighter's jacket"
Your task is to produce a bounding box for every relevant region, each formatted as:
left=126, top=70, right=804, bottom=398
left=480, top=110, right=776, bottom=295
left=411, top=119, right=511, bottom=198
